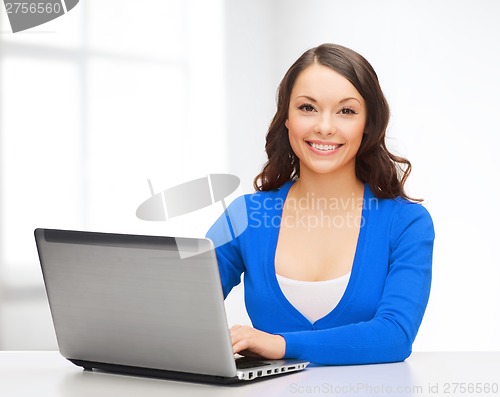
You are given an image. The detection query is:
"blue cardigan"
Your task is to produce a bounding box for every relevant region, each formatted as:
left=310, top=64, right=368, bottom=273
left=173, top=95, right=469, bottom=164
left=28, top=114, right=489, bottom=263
left=206, top=181, right=434, bottom=365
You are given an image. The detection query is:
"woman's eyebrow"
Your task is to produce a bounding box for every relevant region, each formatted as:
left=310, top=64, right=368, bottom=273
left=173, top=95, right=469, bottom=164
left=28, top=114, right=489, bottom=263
left=339, top=97, right=362, bottom=104
left=296, top=95, right=317, bottom=102
left=295, top=95, right=362, bottom=105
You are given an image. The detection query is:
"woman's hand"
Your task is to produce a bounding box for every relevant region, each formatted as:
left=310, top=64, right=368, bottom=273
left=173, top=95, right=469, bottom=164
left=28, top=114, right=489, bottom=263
left=229, top=324, right=286, bottom=359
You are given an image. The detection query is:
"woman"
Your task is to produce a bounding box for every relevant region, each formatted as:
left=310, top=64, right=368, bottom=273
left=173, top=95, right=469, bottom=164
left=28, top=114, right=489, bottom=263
left=207, top=43, right=434, bottom=365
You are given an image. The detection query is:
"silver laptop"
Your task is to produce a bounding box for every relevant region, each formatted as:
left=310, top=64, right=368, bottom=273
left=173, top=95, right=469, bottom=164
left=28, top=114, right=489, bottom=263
left=34, top=228, right=309, bottom=384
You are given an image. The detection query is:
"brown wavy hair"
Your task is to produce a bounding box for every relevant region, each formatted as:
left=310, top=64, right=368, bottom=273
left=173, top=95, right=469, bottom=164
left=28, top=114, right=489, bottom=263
left=253, top=43, right=419, bottom=201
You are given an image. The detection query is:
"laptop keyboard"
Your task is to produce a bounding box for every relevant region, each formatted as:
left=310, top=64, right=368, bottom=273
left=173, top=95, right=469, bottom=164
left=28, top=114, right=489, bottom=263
left=235, top=358, right=272, bottom=369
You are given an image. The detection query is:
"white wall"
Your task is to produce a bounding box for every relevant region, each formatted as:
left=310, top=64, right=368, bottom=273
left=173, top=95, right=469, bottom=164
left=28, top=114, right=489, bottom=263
left=0, top=0, right=228, bottom=349
left=223, top=0, right=500, bottom=351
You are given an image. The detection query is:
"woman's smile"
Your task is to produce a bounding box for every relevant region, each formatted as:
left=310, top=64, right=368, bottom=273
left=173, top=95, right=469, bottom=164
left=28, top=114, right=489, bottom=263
left=306, top=140, right=345, bottom=154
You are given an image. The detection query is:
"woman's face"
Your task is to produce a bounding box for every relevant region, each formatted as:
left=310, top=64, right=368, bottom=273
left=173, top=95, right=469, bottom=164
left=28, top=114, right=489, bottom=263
left=286, top=63, right=367, bottom=178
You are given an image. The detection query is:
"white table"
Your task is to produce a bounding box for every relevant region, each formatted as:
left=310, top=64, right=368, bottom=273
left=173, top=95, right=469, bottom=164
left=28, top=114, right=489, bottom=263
left=0, top=351, right=499, bottom=396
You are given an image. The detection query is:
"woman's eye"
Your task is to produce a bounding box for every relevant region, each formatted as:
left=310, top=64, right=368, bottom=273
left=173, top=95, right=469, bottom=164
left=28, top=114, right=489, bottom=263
left=298, top=103, right=315, bottom=112
left=340, top=107, right=356, bottom=115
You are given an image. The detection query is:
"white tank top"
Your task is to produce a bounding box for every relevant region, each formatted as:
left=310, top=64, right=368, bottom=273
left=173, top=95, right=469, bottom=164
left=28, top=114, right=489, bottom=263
left=276, top=272, right=351, bottom=323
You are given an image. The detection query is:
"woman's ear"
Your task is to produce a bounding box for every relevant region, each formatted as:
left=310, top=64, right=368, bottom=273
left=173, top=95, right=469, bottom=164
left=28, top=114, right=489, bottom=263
left=285, top=119, right=289, bottom=129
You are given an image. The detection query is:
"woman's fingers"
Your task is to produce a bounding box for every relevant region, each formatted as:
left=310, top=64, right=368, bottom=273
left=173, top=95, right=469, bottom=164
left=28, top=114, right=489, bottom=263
left=229, top=324, right=250, bottom=353
left=229, top=325, right=285, bottom=359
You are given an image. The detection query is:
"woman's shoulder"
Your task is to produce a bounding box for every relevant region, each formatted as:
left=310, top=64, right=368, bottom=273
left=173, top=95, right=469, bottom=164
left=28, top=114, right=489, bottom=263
left=244, top=181, right=293, bottom=209
left=392, top=195, right=433, bottom=225
left=365, top=185, right=434, bottom=235
left=365, top=185, right=431, bottom=216
left=219, top=181, right=292, bottom=223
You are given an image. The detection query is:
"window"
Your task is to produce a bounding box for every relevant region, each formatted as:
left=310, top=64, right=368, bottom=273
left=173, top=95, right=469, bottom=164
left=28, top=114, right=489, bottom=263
left=0, top=0, right=225, bottom=348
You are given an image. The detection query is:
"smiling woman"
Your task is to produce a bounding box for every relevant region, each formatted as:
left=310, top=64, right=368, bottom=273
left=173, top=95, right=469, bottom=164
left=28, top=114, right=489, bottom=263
left=207, top=43, right=434, bottom=365
left=255, top=44, right=413, bottom=201
left=285, top=63, right=366, bottom=181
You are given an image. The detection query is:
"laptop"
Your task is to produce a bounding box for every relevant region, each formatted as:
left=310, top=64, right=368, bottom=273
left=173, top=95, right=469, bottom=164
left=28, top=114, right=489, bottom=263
left=34, top=228, right=309, bottom=384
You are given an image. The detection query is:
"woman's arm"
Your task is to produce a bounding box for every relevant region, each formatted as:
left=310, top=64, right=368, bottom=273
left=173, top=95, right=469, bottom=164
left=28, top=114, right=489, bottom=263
left=233, top=203, right=434, bottom=365
left=206, top=195, right=248, bottom=298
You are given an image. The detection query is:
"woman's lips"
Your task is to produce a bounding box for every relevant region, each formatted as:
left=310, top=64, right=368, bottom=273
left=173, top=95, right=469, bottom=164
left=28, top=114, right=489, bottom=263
left=306, top=140, right=344, bottom=153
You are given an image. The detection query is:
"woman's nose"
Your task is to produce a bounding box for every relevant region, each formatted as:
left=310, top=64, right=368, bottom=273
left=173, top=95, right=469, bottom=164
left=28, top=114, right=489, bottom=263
left=315, top=114, right=336, bottom=136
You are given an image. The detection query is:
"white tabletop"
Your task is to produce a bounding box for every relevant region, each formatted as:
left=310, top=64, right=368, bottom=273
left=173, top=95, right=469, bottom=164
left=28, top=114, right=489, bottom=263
left=0, top=351, right=499, bottom=396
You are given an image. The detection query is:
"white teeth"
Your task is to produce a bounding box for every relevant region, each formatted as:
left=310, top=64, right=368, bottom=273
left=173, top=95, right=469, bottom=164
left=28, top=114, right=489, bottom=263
left=310, top=142, right=340, bottom=151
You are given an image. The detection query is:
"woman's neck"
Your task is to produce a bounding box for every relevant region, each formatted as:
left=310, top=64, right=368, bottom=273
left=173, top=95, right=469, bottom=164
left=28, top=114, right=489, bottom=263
left=291, top=169, right=364, bottom=204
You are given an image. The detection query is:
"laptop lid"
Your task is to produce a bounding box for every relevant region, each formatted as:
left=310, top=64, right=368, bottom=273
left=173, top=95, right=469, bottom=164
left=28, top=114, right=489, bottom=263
left=35, top=228, right=239, bottom=378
